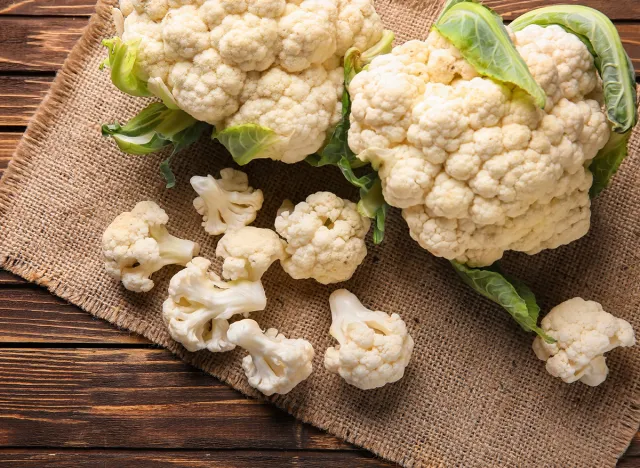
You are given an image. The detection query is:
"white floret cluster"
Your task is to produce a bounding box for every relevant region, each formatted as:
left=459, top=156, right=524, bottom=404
left=117, top=0, right=384, bottom=162
left=533, top=297, right=635, bottom=386
left=349, top=25, right=611, bottom=267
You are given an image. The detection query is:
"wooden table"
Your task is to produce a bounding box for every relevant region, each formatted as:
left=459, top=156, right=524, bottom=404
left=0, top=1, right=638, bottom=466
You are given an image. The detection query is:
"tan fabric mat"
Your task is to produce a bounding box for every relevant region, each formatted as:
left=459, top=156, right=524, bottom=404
left=0, top=1, right=638, bottom=466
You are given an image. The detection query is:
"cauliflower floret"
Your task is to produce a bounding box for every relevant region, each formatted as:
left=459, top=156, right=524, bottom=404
left=114, top=0, right=384, bottom=162
left=227, top=319, right=314, bottom=395
left=349, top=26, right=610, bottom=267
left=169, top=49, right=246, bottom=124
left=222, top=65, right=343, bottom=163
left=216, top=226, right=287, bottom=281
left=274, top=192, right=370, bottom=284
left=324, top=289, right=414, bottom=390
left=277, top=0, right=338, bottom=73
left=532, top=298, right=636, bottom=386
left=162, top=257, right=267, bottom=353
left=191, top=168, right=264, bottom=236
left=335, top=0, right=383, bottom=55
left=533, top=297, right=636, bottom=387
left=102, top=201, right=199, bottom=292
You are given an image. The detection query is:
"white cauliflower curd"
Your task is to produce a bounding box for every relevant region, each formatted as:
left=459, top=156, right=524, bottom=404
left=349, top=25, right=611, bottom=267
left=113, top=0, right=384, bottom=163
left=102, top=200, right=199, bottom=292
left=227, top=319, right=315, bottom=395
left=162, top=257, right=267, bottom=353
left=274, top=192, right=370, bottom=284
left=324, top=289, right=414, bottom=390
left=191, top=168, right=263, bottom=235
left=216, top=226, right=286, bottom=281
left=532, top=297, right=636, bottom=386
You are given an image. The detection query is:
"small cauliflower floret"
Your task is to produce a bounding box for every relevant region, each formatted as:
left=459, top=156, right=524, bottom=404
left=274, top=192, right=370, bottom=284
left=216, top=226, right=286, bottom=281
left=324, top=289, right=414, bottom=390
left=162, top=257, right=267, bottom=353
left=349, top=26, right=611, bottom=267
left=532, top=298, right=636, bottom=386
left=113, top=0, right=384, bottom=162
left=102, top=201, right=199, bottom=292
left=191, top=168, right=264, bottom=236
left=227, top=319, right=314, bottom=395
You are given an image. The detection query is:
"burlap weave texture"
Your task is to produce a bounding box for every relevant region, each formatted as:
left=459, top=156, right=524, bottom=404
left=0, top=1, right=638, bottom=466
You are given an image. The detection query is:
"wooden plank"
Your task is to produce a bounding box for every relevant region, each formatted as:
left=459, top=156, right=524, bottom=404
left=0, top=449, right=392, bottom=467
left=0, top=132, right=19, bottom=178
left=0, top=17, right=87, bottom=72
left=0, top=0, right=638, bottom=20
left=0, top=348, right=352, bottom=451
left=0, top=0, right=94, bottom=16
left=0, top=270, right=28, bottom=285
left=487, top=0, right=640, bottom=20
left=0, top=76, right=52, bottom=126
left=0, top=287, right=148, bottom=343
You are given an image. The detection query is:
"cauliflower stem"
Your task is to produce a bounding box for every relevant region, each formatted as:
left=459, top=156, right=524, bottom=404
left=306, top=31, right=395, bottom=243
left=100, top=36, right=150, bottom=97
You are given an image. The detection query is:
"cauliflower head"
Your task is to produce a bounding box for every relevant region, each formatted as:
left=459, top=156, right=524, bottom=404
left=162, top=257, right=267, bottom=353
left=114, top=0, right=384, bottom=163
left=227, top=319, right=315, bottom=395
left=324, top=289, right=414, bottom=390
left=191, top=168, right=264, bottom=236
left=216, top=226, right=287, bottom=281
left=274, top=191, right=370, bottom=284
left=102, top=200, right=200, bottom=292
left=532, top=297, right=635, bottom=386
left=349, top=25, right=611, bottom=267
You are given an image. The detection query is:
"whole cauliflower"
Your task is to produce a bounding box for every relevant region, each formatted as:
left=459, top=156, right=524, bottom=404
left=102, top=200, right=200, bottom=292
left=162, top=257, right=267, bottom=352
left=216, top=226, right=286, bottom=281
left=324, top=289, right=414, bottom=390
left=114, top=0, right=384, bottom=163
left=349, top=25, right=611, bottom=266
left=532, top=297, right=636, bottom=386
left=227, top=319, right=315, bottom=395
left=191, top=168, right=263, bottom=235
left=274, top=192, right=370, bottom=284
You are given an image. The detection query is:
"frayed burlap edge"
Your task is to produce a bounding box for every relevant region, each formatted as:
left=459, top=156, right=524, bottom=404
left=0, top=1, right=638, bottom=467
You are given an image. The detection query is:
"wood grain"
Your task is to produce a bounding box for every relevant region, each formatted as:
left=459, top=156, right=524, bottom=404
left=0, top=0, right=95, bottom=16
left=0, top=348, right=356, bottom=452
left=0, top=76, right=52, bottom=126
left=0, top=287, right=148, bottom=343
left=487, top=0, right=640, bottom=20
left=0, top=132, right=19, bottom=178
left=0, top=17, right=87, bottom=72
left=0, top=449, right=390, bottom=467
left=0, top=269, right=27, bottom=285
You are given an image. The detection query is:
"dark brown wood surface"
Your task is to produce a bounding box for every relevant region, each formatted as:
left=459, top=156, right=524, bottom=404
left=0, top=1, right=637, bottom=466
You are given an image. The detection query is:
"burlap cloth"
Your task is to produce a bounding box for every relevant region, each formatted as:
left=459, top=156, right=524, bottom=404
left=0, top=1, right=638, bottom=466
